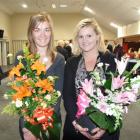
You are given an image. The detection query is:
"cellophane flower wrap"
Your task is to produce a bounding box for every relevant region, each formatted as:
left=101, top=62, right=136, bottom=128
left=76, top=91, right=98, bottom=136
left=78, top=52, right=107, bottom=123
left=2, top=47, right=61, bottom=139
left=76, top=57, right=140, bottom=133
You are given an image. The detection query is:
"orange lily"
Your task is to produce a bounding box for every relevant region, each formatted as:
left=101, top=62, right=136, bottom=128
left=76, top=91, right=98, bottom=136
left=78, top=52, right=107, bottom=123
left=12, top=85, right=32, bottom=100
left=9, top=63, right=24, bottom=78
left=35, top=79, right=54, bottom=93
left=31, top=60, right=46, bottom=75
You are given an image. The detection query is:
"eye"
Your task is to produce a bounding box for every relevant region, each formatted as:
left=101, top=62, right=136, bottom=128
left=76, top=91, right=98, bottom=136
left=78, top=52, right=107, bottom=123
left=78, top=35, right=83, bottom=39
left=87, top=34, right=92, bottom=37
left=33, top=28, right=40, bottom=32
left=45, top=28, right=51, bottom=32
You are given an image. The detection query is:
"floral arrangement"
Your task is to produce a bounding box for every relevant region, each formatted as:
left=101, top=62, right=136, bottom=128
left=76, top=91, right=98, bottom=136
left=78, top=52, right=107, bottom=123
left=76, top=57, right=140, bottom=133
left=2, top=47, right=61, bottom=139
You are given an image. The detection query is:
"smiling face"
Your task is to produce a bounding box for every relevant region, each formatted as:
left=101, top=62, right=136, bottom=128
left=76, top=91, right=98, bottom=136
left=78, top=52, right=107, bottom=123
left=32, top=21, right=51, bottom=49
left=77, top=25, right=99, bottom=53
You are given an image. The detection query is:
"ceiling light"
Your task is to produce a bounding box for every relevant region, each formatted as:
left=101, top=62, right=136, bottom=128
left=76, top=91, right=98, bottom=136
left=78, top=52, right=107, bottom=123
left=110, top=22, right=120, bottom=28
left=60, top=4, right=67, bottom=8
left=22, top=4, right=28, bottom=8
left=84, top=6, right=95, bottom=14
left=52, top=4, right=56, bottom=9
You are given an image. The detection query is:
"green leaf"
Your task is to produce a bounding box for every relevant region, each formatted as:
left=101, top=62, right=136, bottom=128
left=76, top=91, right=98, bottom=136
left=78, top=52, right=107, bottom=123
left=86, top=107, right=121, bottom=133
left=23, top=47, right=30, bottom=56
left=104, top=79, right=112, bottom=90
left=130, top=60, right=140, bottom=73
left=24, top=121, right=42, bottom=139
left=47, top=113, right=61, bottom=140
left=1, top=103, right=17, bottom=115
left=16, top=81, right=24, bottom=86
left=5, top=89, right=16, bottom=95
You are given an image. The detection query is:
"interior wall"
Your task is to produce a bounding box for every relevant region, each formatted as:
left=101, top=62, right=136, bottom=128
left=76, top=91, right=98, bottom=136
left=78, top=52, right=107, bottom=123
left=0, top=10, right=12, bottom=64
left=0, top=10, right=11, bottom=40
left=11, top=13, right=116, bottom=41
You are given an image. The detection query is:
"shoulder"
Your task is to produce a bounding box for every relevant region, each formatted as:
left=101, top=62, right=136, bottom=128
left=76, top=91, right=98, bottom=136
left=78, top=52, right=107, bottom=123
left=52, top=52, right=65, bottom=70
left=15, top=50, right=24, bottom=57
left=55, top=52, right=65, bottom=64
left=65, top=54, right=81, bottom=71
left=100, top=51, right=116, bottom=72
left=100, top=51, right=115, bottom=63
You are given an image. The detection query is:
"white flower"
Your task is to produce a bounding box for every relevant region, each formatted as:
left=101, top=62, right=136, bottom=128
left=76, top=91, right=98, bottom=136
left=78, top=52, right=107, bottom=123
left=3, top=94, right=8, bottom=99
left=15, top=99, right=23, bottom=108
left=57, top=91, right=61, bottom=97
left=17, top=55, right=23, bottom=60
left=115, top=57, right=129, bottom=75
left=45, top=94, right=51, bottom=101
left=97, top=62, right=103, bottom=67
left=41, top=102, right=47, bottom=108
left=131, top=76, right=140, bottom=90
left=7, top=53, right=13, bottom=57
left=25, top=101, right=29, bottom=107
left=48, top=76, right=55, bottom=82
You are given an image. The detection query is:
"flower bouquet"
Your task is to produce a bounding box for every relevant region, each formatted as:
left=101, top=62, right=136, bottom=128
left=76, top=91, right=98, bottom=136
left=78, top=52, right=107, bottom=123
left=2, top=47, right=61, bottom=139
left=76, top=57, right=140, bottom=133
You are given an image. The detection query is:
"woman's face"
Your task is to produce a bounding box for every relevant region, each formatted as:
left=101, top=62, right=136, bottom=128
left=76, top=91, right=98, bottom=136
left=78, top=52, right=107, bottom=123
left=77, top=26, right=99, bottom=53
left=32, top=21, right=51, bottom=48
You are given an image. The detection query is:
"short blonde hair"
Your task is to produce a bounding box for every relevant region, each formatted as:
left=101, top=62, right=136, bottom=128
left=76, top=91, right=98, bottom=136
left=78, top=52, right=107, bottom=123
left=73, top=18, right=106, bottom=54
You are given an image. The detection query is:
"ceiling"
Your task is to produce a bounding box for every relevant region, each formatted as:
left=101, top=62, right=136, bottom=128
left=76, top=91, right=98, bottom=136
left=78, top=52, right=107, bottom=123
left=0, top=0, right=140, bottom=33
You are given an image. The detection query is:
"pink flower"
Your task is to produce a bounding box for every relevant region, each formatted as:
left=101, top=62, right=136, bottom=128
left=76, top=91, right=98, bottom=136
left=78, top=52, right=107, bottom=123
left=115, top=91, right=137, bottom=104
left=81, top=79, right=93, bottom=96
left=76, top=89, right=91, bottom=118
left=112, top=76, right=124, bottom=90
left=97, top=102, right=108, bottom=113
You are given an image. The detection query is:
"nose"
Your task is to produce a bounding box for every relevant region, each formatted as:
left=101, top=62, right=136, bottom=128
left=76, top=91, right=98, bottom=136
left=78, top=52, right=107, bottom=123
left=39, top=30, right=46, bottom=36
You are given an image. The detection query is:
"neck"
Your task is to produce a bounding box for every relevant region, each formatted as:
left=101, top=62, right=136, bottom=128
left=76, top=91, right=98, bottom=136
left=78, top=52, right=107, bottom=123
left=83, top=49, right=99, bottom=61
left=37, top=47, right=48, bottom=57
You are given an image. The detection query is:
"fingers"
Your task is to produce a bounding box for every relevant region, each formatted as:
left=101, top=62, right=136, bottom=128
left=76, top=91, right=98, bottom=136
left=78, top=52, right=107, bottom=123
left=91, top=127, right=100, bottom=134
left=89, top=128, right=105, bottom=140
left=72, top=120, right=88, bottom=132
left=22, top=128, right=37, bottom=140
left=22, top=128, right=29, bottom=133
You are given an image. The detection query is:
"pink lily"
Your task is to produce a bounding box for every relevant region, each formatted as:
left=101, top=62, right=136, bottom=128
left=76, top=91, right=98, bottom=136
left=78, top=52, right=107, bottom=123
left=76, top=89, right=91, bottom=118
left=114, top=91, right=137, bottom=104
left=112, top=76, right=125, bottom=90
left=81, top=78, right=93, bottom=96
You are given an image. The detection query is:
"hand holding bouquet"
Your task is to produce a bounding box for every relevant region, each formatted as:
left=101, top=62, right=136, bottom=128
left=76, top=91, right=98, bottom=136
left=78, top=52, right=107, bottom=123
left=2, top=47, right=61, bottom=139
left=76, top=57, right=140, bottom=133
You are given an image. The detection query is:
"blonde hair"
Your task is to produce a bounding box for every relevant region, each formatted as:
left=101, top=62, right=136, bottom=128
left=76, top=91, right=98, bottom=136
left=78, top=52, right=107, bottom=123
left=73, top=18, right=106, bottom=54
left=27, top=12, right=55, bottom=61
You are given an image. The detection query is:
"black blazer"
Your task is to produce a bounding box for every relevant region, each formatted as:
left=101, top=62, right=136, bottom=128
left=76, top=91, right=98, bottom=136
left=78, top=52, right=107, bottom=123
left=63, top=51, right=116, bottom=123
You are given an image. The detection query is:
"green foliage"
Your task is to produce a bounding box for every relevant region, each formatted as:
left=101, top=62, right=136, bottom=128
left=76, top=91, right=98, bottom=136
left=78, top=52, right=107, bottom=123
left=25, top=121, right=43, bottom=139
left=47, top=113, right=62, bottom=140
left=104, top=78, right=112, bottom=90
left=86, top=107, right=122, bottom=133
left=1, top=103, right=17, bottom=116
left=5, top=89, right=16, bottom=96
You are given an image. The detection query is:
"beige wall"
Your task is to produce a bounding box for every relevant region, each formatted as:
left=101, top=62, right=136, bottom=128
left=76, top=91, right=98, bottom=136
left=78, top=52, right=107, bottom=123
left=102, top=27, right=116, bottom=40
left=119, top=21, right=140, bottom=37
left=11, top=13, right=116, bottom=41
left=0, top=10, right=12, bottom=64
left=0, top=10, right=11, bottom=40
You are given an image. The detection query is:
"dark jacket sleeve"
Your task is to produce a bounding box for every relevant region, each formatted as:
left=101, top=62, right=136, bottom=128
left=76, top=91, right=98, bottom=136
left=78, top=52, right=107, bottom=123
left=62, top=57, right=78, bottom=122
left=50, top=54, right=65, bottom=118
